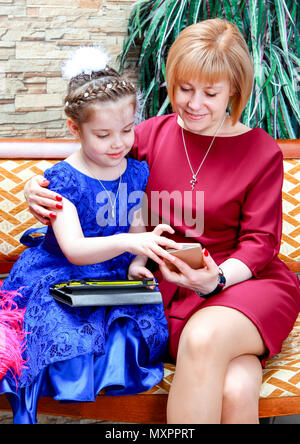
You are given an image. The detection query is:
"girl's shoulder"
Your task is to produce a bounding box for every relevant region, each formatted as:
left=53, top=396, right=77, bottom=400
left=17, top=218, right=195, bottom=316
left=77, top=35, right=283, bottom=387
left=44, top=161, right=81, bottom=205
left=127, top=157, right=149, bottom=174
left=44, top=160, right=74, bottom=176
left=126, top=158, right=149, bottom=191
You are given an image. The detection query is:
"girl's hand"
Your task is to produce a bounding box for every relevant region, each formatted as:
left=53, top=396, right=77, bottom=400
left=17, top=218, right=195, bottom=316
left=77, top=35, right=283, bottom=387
left=124, top=224, right=182, bottom=265
left=128, top=262, right=154, bottom=281
left=24, top=175, right=63, bottom=224
left=159, top=248, right=220, bottom=295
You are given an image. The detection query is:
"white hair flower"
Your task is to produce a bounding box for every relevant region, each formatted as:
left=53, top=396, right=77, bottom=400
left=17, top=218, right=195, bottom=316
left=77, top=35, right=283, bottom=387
left=62, top=46, right=110, bottom=80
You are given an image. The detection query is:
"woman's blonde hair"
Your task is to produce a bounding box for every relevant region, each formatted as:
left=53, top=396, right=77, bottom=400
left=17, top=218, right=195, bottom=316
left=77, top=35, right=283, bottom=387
left=166, top=18, right=253, bottom=124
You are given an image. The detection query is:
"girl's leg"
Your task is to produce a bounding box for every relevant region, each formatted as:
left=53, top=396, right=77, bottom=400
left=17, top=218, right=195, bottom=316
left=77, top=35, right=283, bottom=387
left=221, top=354, right=263, bottom=424
left=166, top=306, right=266, bottom=424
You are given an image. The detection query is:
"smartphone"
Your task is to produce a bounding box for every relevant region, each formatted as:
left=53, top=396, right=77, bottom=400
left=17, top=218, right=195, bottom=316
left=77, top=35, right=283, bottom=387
left=165, top=243, right=203, bottom=272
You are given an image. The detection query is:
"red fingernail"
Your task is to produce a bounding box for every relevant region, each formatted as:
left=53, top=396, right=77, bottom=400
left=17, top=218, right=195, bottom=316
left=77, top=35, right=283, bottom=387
left=56, top=203, right=63, bottom=209
left=203, top=248, right=209, bottom=257
left=56, top=195, right=62, bottom=202
left=49, top=212, right=56, bottom=218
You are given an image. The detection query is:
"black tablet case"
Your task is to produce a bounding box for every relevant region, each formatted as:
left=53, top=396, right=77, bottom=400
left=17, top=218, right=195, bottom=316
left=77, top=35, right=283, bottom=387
left=50, top=278, right=162, bottom=307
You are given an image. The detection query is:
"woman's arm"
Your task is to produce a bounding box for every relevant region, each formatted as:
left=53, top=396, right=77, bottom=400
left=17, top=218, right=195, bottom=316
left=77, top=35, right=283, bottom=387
left=52, top=198, right=180, bottom=266
left=219, top=258, right=252, bottom=289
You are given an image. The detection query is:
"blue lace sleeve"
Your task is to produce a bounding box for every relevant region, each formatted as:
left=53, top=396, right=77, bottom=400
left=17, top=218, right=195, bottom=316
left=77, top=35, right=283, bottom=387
left=127, top=159, right=150, bottom=213
left=129, top=159, right=149, bottom=191
left=44, top=161, right=81, bottom=208
left=139, top=160, right=150, bottom=192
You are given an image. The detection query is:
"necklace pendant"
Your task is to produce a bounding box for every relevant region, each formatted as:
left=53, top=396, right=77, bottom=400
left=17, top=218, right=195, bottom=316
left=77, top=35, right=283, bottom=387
left=182, top=113, right=227, bottom=192
left=190, top=175, right=197, bottom=190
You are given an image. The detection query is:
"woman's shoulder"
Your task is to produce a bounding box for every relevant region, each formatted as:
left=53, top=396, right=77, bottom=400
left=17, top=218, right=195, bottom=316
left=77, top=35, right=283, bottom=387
left=228, top=127, right=283, bottom=173
left=133, top=114, right=177, bottom=162
left=135, top=113, right=177, bottom=135
left=244, top=127, right=283, bottom=157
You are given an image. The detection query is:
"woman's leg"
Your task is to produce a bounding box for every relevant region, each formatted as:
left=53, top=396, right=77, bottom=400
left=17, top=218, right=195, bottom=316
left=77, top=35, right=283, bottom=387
left=221, top=354, right=263, bottom=424
left=167, top=306, right=266, bottom=424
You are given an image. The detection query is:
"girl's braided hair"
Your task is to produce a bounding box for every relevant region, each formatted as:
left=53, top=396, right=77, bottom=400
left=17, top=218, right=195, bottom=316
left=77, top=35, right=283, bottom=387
left=63, top=47, right=136, bottom=125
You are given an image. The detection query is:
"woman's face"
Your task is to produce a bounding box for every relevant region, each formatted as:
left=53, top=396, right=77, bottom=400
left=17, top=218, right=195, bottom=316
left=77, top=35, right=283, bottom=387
left=174, top=79, right=233, bottom=135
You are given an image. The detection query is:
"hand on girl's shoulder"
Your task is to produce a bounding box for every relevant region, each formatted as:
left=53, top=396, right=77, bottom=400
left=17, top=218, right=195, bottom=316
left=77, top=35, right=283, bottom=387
left=43, top=161, right=81, bottom=205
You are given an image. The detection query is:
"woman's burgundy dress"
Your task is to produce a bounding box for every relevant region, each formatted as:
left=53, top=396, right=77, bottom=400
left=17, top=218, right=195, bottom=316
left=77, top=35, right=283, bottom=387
left=133, top=114, right=300, bottom=364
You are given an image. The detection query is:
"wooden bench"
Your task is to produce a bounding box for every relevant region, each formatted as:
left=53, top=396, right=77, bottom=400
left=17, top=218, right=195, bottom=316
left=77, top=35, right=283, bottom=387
left=0, top=137, right=299, bottom=423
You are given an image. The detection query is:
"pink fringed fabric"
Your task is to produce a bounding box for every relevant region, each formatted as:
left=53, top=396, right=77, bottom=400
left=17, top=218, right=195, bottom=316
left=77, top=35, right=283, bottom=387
left=0, top=282, right=26, bottom=381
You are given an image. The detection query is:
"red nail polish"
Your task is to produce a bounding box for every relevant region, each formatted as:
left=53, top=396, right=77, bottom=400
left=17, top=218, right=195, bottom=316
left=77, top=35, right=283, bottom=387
left=56, top=203, right=63, bottom=209
left=203, top=248, right=209, bottom=257
left=49, top=212, right=56, bottom=218
left=56, top=195, right=62, bottom=202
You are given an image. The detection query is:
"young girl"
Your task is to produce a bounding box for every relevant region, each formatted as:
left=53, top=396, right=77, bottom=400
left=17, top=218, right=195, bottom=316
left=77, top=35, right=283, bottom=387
left=0, top=46, right=180, bottom=424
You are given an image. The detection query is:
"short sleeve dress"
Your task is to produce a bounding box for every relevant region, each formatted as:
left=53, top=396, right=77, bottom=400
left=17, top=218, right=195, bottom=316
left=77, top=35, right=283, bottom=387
left=132, top=114, right=300, bottom=364
left=0, top=158, right=169, bottom=424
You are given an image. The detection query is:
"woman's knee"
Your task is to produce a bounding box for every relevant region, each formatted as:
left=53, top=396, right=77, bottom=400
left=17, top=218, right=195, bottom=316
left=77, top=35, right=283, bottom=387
left=177, top=319, right=223, bottom=363
left=177, top=307, right=239, bottom=362
left=178, top=306, right=266, bottom=364
left=223, top=356, right=262, bottom=411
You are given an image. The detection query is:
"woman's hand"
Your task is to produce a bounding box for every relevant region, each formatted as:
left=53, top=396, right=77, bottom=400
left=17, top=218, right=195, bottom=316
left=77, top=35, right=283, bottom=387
left=123, top=224, right=182, bottom=265
left=159, top=248, right=220, bottom=295
left=24, top=175, right=63, bottom=225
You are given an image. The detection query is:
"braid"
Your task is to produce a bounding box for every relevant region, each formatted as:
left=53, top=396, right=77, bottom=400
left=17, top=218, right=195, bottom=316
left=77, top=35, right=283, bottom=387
left=67, top=67, right=119, bottom=91
left=64, top=66, right=136, bottom=124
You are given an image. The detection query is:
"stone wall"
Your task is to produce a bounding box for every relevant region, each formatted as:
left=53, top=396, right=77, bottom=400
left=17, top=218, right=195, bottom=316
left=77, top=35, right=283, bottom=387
left=0, top=0, right=137, bottom=138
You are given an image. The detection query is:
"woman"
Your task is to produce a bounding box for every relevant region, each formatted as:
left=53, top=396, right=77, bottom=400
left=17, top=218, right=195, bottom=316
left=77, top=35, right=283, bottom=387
left=24, top=19, right=300, bottom=424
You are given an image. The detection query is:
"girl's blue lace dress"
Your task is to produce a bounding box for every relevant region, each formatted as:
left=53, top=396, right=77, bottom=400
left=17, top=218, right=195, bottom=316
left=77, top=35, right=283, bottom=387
left=0, top=159, right=168, bottom=424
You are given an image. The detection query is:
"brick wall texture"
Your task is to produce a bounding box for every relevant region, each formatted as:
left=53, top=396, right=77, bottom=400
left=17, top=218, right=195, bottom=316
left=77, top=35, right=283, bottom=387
left=0, top=0, right=137, bottom=138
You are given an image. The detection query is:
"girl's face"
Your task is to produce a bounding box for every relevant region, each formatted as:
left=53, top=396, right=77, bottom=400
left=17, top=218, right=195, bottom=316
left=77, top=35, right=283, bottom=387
left=68, top=95, right=135, bottom=170
left=174, top=79, right=233, bottom=135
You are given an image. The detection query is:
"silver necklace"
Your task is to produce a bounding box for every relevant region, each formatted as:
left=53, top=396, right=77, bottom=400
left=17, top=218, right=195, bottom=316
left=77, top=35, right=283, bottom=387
left=81, top=157, right=122, bottom=218
left=181, top=113, right=227, bottom=190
